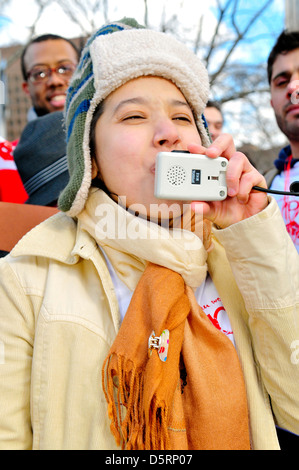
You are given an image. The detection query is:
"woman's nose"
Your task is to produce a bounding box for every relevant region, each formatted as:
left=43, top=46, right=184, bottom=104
left=153, top=119, right=181, bottom=149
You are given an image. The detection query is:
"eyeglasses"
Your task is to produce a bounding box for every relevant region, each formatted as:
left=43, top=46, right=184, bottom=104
left=27, top=62, right=76, bottom=83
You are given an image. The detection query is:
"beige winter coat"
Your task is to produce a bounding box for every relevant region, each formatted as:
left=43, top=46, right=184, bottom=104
left=0, top=197, right=298, bottom=450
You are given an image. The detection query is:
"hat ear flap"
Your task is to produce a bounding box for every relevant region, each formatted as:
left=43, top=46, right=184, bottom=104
left=58, top=21, right=136, bottom=216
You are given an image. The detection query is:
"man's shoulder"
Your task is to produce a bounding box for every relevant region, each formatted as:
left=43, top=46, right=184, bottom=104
left=263, top=167, right=280, bottom=187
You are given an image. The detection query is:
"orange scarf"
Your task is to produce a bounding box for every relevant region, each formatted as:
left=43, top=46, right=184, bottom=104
left=102, top=262, right=251, bottom=450
left=77, top=189, right=250, bottom=449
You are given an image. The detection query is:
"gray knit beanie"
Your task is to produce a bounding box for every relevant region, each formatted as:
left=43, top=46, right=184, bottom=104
left=58, top=18, right=211, bottom=216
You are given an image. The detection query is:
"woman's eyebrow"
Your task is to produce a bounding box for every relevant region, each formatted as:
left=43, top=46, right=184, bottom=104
left=171, top=99, right=191, bottom=109
left=112, top=97, right=147, bottom=115
left=112, top=97, right=191, bottom=115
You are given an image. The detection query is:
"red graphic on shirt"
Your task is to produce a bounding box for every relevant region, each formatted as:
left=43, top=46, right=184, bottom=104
left=281, top=156, right=299, bottom=248
left=207, top=306, right=233, bottom=336
left=282, top=199, right=299, bottom=246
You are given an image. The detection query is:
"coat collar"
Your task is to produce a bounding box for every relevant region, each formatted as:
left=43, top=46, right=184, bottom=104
left=10, top=211, right=97, bottom=265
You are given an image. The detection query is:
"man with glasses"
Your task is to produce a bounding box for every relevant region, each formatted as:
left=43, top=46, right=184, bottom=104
left=21, top=34, right=79, bottom=117
left=0, top=34, right=79, bottom=205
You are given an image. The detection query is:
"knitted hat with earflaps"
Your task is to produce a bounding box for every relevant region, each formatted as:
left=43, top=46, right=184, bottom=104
left=58, top=18, right=211, bottom=217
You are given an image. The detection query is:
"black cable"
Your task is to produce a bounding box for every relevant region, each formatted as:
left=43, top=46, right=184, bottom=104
left=252, top=181, right=299, bottom=197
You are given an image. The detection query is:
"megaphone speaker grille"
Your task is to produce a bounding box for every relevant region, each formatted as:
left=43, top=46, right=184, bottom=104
left=166, top=165, right=186, bottom=186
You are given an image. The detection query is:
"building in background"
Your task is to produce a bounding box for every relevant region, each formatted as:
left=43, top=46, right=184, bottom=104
left=285, top=0, right=299, bottom=31
left=1, top=43, right=31, bottom=141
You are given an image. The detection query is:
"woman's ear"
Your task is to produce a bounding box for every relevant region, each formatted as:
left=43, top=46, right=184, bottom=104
left=91, top=159, right=99, bottom=179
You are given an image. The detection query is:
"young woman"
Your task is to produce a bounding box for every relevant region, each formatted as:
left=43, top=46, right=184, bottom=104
left=0, top=19, right=298, bottom=451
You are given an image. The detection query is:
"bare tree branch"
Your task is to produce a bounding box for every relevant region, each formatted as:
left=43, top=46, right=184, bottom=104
left=102, top=0, right=108, bottom=22
left=144, top=0, right=149, bottom=27
left=1, top=0, right=282, bottom=148
left=205, top=0, right=234, bottom=67
left=194, top=14, right=204, bottom=55
left=28, top=0, right=53, bottom=38
left=220, top=86, right=270, bottom=103
left=209, top=0, right=273, bottom=84
left=57, top=0, right=92, bottom=35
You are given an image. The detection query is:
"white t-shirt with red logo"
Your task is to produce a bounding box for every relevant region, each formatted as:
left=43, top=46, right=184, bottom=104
left=103, top=250, right=235, bottom=346
left=195, top=274, right=235, bottom=345
left=270, top=162, right=299, bottom=253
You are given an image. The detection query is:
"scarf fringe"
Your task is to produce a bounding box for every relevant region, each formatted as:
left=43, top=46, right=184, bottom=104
left=102, top=353, right=170, bottom=450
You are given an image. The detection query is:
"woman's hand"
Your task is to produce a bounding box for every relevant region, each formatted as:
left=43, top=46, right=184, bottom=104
left=188, top=134, right=268, bottom=228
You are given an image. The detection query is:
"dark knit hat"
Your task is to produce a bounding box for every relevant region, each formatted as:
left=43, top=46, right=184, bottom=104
left=58, top=18, right=211, bottom=216
left=14, top=111, right=69, bottom=206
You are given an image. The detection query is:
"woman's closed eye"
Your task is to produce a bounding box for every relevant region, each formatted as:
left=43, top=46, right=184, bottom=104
left=173, top=114, right=193, bottom=123
left=122, top=113, right=146, bottom=121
